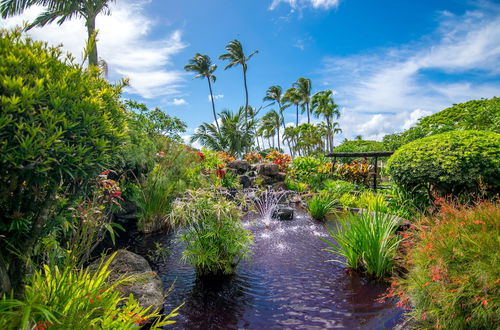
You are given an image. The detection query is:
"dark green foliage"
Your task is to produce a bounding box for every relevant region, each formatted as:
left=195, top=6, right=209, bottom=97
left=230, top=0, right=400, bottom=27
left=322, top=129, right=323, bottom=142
left=0, top=29, right=127, bottom=290
left=383, top=98, right=500, bottom=150
left=387, top=130, right=500, bottom=197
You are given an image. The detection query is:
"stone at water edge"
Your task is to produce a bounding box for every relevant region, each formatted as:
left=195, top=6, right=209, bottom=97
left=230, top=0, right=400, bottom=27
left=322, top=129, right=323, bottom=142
left=273, top=205, right=294, bottom=220
left=89, top=249, right=164, bottom=312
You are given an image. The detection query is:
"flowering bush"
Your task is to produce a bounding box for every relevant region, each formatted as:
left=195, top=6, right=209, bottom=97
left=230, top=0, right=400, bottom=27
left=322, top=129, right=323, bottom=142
left=244, top=152, right=263, bottom=164
left=265, top=151, right=292, bottom=171
left=387, top=201, right=500, bottom=328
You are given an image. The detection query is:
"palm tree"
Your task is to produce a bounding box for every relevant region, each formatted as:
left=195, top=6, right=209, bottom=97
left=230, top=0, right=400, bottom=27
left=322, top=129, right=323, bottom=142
left=311, top=90, right=341, bottom=152
left=264, top=85, right=293, bottom=153
left=293, top=78, right=312, bottom=124
left=219, top=39, right=258, bottom=130
left=191, top=108, right=255, bottom=157
left=283, top=87, right=302, bottom=126
left=0, top=0, right=115, bottom=66
left=185, top=53, right=220, bottom=133
left=261, top=110, right=282, bottom=151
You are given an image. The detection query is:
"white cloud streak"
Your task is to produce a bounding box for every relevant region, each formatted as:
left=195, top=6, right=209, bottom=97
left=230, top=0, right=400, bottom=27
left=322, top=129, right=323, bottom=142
left=0, top=0, right=187, bottom=99
left=270, top=0, right=340, bottom=10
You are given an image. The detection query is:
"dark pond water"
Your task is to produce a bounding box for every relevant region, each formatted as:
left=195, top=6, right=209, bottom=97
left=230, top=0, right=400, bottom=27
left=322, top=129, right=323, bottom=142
left=138, top=208, right=404, bottom=329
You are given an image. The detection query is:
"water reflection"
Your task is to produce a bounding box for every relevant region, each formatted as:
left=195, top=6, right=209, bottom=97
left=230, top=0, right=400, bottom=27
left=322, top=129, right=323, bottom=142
left=145, top=207, right=404, bottom=329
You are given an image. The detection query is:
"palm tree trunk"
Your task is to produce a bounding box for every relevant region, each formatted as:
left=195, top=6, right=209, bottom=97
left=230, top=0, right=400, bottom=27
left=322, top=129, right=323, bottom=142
left=326, top=117, right=332, bottom=152
left=207, top=79, right=220, bottom=133
left=86, top=15, right=98, bottom=66
left=296, top=104, right=299, bottom=126
left=306, top=102, right=310, bottom=124
left=277, top=127, right=281, bottom=151
left=243, top=67, right=249, bottom=131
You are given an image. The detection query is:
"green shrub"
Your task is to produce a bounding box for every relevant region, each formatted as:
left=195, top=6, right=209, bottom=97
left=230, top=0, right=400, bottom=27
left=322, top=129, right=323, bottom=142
left=322, top=208, right=401, bottom=279
left=0, top=253, right=178, bottom=329
left=0, top=29, right=127, bottom=290
left=170, top=190, right=253, bottom=277
left=132, top=141, right=201, bottom=233
left=383, top=97, right=500, bottom=150
left=323, top=180, right=358, bottom=196
left=389, top=202, right=500, bottom=328
left=333, top=139, right=388, bottom=163
left=387, top=130, right=500, bottom=197
left=307, top=194, right=340, bottom=220
left=285, top=178, right=308, bottom=192
left=356, top=191, right=390, bottom=213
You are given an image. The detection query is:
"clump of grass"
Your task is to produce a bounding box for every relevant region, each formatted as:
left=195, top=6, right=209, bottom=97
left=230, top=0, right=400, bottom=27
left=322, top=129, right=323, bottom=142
left=307, top=194, right=340, bottom=220
left=321, top=207, right=401, bottom=279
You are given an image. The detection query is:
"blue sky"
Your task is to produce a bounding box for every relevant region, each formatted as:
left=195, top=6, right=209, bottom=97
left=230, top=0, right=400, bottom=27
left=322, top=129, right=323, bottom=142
left=1, top=0, right=499, bottom=144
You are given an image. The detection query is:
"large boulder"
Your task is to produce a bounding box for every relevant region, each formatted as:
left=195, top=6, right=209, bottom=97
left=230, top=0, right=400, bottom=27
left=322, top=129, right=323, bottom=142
left=256, top=163, right=279, bottom=176
left=238, top=175, right=252, bottom=189
left=272, top=205, right=294, bottom=220
left=90, top=250, right=164, bottom=312
left=227, top=160, right=250, bottom=174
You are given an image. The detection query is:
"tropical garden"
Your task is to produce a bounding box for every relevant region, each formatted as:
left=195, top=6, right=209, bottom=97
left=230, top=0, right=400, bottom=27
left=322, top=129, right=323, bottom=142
left=0, top=1, right=499, bottom=329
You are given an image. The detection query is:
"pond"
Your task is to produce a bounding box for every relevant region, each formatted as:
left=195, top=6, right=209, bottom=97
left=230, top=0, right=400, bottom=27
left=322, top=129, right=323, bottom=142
left=137, top=207, right=404, bottom=329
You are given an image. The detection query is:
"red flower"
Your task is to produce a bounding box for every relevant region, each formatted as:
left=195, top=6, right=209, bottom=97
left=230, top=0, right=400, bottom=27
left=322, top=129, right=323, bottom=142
left=101, top=170, right=110, bottom=175
left=112, top=191, right=122, bottom=198
left=216, top=169, right=226, bottom=178
left=198, top=152, right=205, bottom=160
left=482, top=299, right=489, bottom=306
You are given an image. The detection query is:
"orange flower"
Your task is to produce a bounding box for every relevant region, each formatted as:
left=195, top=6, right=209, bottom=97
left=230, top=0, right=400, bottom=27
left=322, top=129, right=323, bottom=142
left=482, top=299, right=489, bottom=306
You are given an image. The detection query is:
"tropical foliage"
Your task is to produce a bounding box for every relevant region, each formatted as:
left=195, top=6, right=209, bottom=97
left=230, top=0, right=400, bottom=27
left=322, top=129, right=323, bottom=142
left=170, top=190, right=254, bottom=277
left=388, top=201, right=500, bottom=329
left=0, top=253, right=178, bottom=329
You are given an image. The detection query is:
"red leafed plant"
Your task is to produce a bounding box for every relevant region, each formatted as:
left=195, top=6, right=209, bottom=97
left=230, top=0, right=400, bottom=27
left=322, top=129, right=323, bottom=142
left=265, top=151, right=292, bottom=171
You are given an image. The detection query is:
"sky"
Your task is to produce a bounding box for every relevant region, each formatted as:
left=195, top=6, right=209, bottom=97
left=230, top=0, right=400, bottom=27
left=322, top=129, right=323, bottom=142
left=1, top=0, right=499, bottom=145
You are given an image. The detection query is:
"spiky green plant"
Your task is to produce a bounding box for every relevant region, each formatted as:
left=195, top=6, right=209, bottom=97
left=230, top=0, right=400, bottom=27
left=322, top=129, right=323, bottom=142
left=0, top=252, right=179, bottom=329
left=322, top=208, right=401, bottom=279
left=307, top=194, right=339, bottom=220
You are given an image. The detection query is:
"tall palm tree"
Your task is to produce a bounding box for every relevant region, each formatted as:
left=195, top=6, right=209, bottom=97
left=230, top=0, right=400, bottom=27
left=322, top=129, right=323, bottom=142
left=184, top=53, right=220, bottom=133
left=264, top=85, right=292, bottom=152
left=219, top=39, right=258, bottom=130
left=311, top=90, right=341, bottom=152
left=261, top=110, right=282, bottom=151
left=293, top=78, right=312, bottom=124
left=0, top=0, right=115, bottom=66
left=283, top=87, right=302, bottom=126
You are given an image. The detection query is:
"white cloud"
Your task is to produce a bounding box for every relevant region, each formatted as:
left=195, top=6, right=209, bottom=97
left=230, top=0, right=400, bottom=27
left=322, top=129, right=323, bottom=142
left=270, top=0, right=340, bottom=10
left=320, top=3, right=500, bottom=141
left=0, top=0, right=187, bottom=99
left=169, top=98, right=188, bottom=106
left=208, top=94, right=224, bottom=101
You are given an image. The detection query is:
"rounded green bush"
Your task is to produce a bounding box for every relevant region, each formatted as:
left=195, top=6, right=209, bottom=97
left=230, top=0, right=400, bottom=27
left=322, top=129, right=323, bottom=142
left=387, top=130, right=500, bottom=196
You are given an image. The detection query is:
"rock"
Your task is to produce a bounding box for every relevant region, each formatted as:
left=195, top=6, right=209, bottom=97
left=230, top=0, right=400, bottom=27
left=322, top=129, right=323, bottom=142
left=272, top=182, right=288, bottom=191
left=274, top=172, right=286, bottom=182
left=227, top=160, right=250, bottom=174
left=238, top=175, right=251, bottom=188
left=256, top=163, right=279, bottom=176
left=260, top=175, right=277, bottom=185
left=273, top=205, right=294, bottom=220
left=90, top=250, right=164, bottom=312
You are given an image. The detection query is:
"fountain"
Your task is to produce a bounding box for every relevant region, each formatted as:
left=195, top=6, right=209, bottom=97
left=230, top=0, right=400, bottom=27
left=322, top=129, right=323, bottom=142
left=253, top=188, right=288, bottom=228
